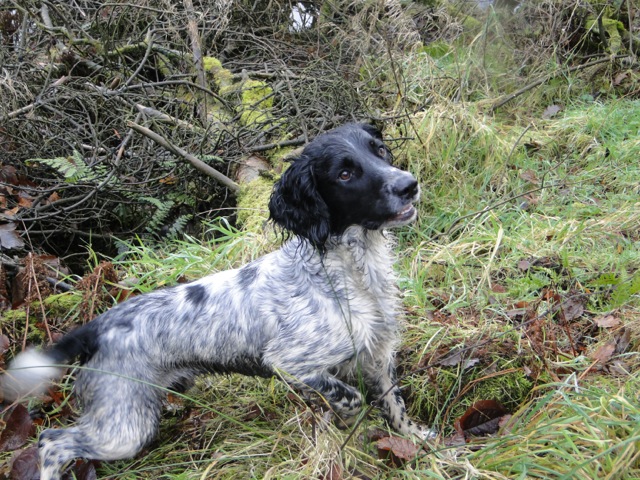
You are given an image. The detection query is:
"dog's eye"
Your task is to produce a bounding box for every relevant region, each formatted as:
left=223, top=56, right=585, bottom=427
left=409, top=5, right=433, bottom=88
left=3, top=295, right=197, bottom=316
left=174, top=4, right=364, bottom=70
left=338, top=170, right=352, bottom=181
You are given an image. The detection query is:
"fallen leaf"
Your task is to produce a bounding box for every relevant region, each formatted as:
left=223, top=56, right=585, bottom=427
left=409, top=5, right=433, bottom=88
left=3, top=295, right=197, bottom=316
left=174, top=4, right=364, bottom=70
left=523, top=140, right=543, bottom=152
left=0, top=223, right=25, bottom=251
left=438, top=351, right=480, bottom=370
left=560, top=296, right=585, bottom=321
left=594, top=315, right=621, bottom=328
left=377, top=436, right=423, bottom=467
left=542, top=104, right=561, bottom=119
left=520, top=169, right=539, bottom=184
left=0, top=404, right=36, bottom=452
left=612, top=72, right=628, bottom=86
left=517, top=259, right=531, bottom=271
left=9, top=446, right=40, bottom=480
left=614, top=328, right=631, bottom=354
left=321, top=461, right=342, bottom=480
left=590, top=343, right=615, bottom=364
left=0, top=333, right=10, bottom=370
left=73, top=460, right=99, bottom=480
left=454, top=400, right=509, bottom=438
left=0, top=165, right=18, bottom=185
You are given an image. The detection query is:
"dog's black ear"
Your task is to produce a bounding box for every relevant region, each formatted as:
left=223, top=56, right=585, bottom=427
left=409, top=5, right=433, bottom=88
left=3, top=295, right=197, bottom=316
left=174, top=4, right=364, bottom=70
left=268, top=157, right=331, bottom=251
left=359, top=123, right=383, bottom=140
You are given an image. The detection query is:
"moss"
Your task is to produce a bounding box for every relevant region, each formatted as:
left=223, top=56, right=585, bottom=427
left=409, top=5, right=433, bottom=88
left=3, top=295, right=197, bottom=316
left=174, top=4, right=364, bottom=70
left=417, top=41, right=451, bottom=59
left=202, top=56, right=233, bottom=89
left=461, top=15, right=482, bottom=34
left=586, top=16, right=625, bottom=54
left=235, top=176, right=275, bottom=234
left=239, top=79, right=274, bottom=127
left=43, top=292, right=82, bottom=316
left=0, top=308, right=28, bottom=324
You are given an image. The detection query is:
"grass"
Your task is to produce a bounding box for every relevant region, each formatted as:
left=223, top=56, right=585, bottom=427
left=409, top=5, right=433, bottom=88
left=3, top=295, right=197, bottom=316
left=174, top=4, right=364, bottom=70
left=2, top=5, right=640, bottom=479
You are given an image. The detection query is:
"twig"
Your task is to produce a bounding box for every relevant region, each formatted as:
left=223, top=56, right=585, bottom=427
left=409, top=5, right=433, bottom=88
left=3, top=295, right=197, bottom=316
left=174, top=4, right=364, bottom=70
left=249, top=136, right=307, bottom=152
left=183, top=0, right=207, bottom=124
left=135, top=104, right=198, bottom=130
left=128, top=122, right=240, bottom=192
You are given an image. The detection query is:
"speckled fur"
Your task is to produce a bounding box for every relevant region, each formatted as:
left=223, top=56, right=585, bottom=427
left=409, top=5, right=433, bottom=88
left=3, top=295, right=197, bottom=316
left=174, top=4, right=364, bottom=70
left=2, top=124, right=432, bottom=480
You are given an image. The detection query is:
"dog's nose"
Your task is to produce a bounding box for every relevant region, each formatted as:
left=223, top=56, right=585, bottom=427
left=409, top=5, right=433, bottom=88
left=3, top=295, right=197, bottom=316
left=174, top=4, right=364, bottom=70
left=392, top=174, right=419, bottom=199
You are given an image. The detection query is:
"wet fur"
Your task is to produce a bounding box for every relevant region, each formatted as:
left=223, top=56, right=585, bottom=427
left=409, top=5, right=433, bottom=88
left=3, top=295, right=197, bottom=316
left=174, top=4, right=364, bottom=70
left=2, top=123, right=431, bottom=480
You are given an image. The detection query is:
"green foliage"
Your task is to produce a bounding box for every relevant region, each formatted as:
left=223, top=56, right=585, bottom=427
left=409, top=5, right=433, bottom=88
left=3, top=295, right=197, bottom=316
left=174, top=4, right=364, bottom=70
left=609, top=274, right=640, bottom=310
left=141, top=196, right=174, bottom=234
left=26, top=150, right=108, bottom=183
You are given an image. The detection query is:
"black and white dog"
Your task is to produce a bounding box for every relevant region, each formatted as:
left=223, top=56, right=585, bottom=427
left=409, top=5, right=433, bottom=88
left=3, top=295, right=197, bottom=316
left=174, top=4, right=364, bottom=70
left=2, top=123, right=431, bottom=480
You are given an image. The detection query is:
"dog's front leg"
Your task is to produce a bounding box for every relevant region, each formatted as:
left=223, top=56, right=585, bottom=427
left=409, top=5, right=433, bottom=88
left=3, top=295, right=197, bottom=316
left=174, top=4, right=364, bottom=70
left=363, top=358, right=435, bottom=440
left=286, top=371, right=364, bottom=427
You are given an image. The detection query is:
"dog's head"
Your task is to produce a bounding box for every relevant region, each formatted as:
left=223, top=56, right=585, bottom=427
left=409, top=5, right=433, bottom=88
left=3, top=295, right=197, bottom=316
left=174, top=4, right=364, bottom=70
left=269, top=123, right=420, bottom=250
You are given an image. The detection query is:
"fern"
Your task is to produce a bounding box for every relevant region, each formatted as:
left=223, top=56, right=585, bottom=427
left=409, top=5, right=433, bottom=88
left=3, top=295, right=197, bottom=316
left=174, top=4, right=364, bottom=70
left=142, top=197, right=174, bottom=234
left=166, top=214, right=193, bottom=239
left=26, top=150, right=106, bottom=183
left=590, top=272, right=621, bottom=287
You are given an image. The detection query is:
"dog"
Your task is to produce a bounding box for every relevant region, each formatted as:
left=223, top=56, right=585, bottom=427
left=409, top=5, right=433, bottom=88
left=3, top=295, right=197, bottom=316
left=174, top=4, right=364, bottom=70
left=1, top=123, right=431, bottom=480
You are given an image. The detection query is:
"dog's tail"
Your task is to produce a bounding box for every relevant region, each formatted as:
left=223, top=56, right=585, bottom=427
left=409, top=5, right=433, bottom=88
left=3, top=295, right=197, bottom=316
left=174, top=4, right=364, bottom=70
left=1, top=322, right=99, bottom=401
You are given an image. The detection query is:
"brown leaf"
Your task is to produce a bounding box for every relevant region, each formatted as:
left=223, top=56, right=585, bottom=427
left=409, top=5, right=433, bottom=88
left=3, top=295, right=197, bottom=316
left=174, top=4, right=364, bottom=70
left=73, top=460, right=99, bottom=480
left=560, top=296, right=585, bottom=321
left=377, top=436, right=423, bottom=467
left=590, top=343, right=615, bottom=364
left=614, top=328, right=631, bottom=354
left=0, top=405, right=36, bottom=452
left=542, top=104, right=561, bottom=119
left=594, top=315, right=621, bottom=328
left=517, top=259, right=531, bottom=271
left=0, top=165, right=19, bottom=185
left=0, top=223, right=25, bottom=250
left=321, top=461, right=342, bottom=480
left=438, top=351, right=480, bottom=370
left=0, top=333, right=10, bottom=370
left=47, top=191, right=61, bottom=204
left=519, top=169, right=539, bottom=184
left=612, top=72, right=628, bottom=86
left=9, top=446, right=40, bottom=480
left=454, top=400, right=508, bottom=438
left=0, top=333, right=9, bottom=354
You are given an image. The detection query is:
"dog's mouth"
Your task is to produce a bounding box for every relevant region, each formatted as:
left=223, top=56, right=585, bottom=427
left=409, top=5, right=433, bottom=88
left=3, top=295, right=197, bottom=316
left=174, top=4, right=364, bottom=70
left=389, top=203, right=417, bottom=223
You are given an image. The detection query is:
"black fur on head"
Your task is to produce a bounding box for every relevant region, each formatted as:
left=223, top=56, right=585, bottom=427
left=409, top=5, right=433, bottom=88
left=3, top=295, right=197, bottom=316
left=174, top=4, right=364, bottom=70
left=268, top=153, right=332, bottom=251
left=268, top=122, right=419, bottom=251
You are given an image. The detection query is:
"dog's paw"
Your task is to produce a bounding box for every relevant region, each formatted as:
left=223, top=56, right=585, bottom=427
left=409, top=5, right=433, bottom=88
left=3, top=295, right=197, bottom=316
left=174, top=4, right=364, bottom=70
left=413, top=424, right=437, bottom=441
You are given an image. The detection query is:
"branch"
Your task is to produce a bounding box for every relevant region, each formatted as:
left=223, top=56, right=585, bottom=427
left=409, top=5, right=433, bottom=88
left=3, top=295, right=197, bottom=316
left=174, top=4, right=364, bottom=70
left=135, top=104, right=198, bottom=130
left=491, top=55, right=631, bottom=111
left=128, top=122, right=240, bottom=192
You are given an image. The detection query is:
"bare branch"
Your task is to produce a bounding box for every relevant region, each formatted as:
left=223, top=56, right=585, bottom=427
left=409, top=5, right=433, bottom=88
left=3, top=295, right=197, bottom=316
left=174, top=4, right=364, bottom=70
left=128, top=122, right=240, bottom=193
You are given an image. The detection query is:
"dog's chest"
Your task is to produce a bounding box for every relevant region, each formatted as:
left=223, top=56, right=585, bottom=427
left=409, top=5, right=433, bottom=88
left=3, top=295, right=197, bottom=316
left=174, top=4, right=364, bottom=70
left=323, top=233, right=400, bottom=347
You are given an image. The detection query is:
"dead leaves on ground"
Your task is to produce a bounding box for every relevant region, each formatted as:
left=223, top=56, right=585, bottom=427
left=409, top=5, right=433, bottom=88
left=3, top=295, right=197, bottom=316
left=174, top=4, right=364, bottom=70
left=376, top=435, right=426, bottom=468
